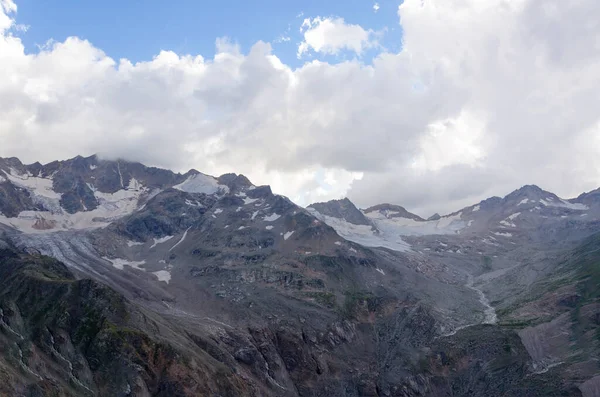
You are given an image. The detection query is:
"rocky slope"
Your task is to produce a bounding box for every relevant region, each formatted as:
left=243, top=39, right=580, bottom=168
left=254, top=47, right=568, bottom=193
left=310, top=185, right=600, bottom=396
left=0, top=243, right=253, bottom=397
left=0, top=155, right=598, bottom=396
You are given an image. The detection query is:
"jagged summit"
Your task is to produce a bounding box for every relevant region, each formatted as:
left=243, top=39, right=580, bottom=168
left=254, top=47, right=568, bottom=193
left=364, top=203, right=425, bottom=222
left=504, top=184, right=555, bottom=202
left=307, top=197, right=371, bottom=225
left=575, top=187, right=600, bottom=205
left=427, top=213, right=441, bottom=221
left=1, top=154, right=600, bottom=395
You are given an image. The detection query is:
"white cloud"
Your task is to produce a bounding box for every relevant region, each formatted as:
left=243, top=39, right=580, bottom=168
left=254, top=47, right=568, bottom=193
left=297, top=17, right=378, bottom=57
left=274, top=35, right=290, bottom=43
left=1, top=0, right=600, bottom=214
left=373, top=3, right=380, bottom=12
left=0, top=0, right=16, bottom=32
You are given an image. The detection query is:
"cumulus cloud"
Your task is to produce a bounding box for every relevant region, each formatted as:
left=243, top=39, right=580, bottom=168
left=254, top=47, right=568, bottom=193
left=297, top=17, right=378, bottom=57
left=0, top=0, right=599, bottom=214
left=0, top=0, right=16, bottom=32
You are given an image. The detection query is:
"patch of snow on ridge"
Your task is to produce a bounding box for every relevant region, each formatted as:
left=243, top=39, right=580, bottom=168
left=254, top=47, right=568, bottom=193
left=5, top=168, right=61, bottom=200
left=127, top=240, right=144, bottom=247
left=364, top=209, right=465, bottom=236
left=539, top=198, right=588, bottom=210
left=0, top=178, right=148, bottom=233
left=185, top=199, right=202, bottom=207
left=518, top=198, right=530, bottom=205
left=174, top=173, right=228, bottom=194
left=472, top=205, right=480, bottom=212
left=493, top=232, right=513, bottom=237
left=170, top=227, right=191, bottom=251
left=263, top=213, right=281, bottom=222
left=151, top=236, right=174, bottom=249
left=499, top=212, right=520, bottom=228
left=283, top=231, right=294, bottom=240
left=5, top=168, right=63, bottom=213
left=235, top=191, right=259, bottom=205
left=103, top=257, right=146, bottom=270
left=153, top=270, right=171, bottom=283
left=307, top=208, right=411, bottom=252
left=507, top=212, right=521, bottom=220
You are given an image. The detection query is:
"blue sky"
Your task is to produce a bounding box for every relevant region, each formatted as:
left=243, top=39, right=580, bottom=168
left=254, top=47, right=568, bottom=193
left=14, top=0, right=403, bottom=66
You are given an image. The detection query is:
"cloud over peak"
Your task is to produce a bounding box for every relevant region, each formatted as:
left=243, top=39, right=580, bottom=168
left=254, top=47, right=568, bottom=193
left=0, top=0, right=599, bottom=215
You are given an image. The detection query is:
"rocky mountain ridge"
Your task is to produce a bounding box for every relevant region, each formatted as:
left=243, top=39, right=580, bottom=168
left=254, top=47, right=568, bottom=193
left=0, top=155, right=598, bottom=396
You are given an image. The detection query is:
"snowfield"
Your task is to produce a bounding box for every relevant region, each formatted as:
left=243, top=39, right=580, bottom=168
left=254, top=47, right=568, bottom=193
left=0, top=176, right=149, bottom=233
left=174, top=173, right=228, bottom=194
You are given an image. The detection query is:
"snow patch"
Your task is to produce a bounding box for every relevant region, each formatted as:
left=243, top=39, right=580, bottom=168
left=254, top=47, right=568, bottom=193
left=518, top=198, right=530, bottom=205
left=493, top=232, right=513, bottom=237
left=263, top=213, right=281, bottom=222
left=174, top=173, right=228, bottom=195
left=185, top=199, right=202, bottom=207
left=127, top=240, right=144, bottom=247
left=472, top=205, right=480, bottom=212
left=153, top=270, right=171, bottom=283
left=151, top=236, right=174, bottom=249
left=214, top=208, right=223, bottom=214
left=507, top=212, right=521, bottom=220
left=252, top=211, right=259, bottom=220
left=499, top=220, right=516, bottom=228
left=244, top=197, right=259, bottom=205
left=540, top=198, right=588, bottom=210
left=376, top=268, right=386, bottom=275
left=334, top=241, right=342, bottom=246
left=283, top=231, right=294, bottom=240
left=236, top=191, right=259, bottom=205
left=170, top=227, right=191, bottom=251
left=238, top=226, right=246, bottom=230
left=265, top=225, right=274, bottom=230
left=0, top=179, right=148, bottom=233
left=307, top=208, right=410, bottom=252
left=364, top=209, right=465, bottom=236
left=103, top=257, right=146, bottom=270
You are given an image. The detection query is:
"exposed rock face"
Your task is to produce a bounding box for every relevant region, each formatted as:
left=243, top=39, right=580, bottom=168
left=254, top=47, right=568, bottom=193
left=0, top=245, right=252, bottom=397
left=0, top=180, right=37, bottom=217
left=427, top=213, right=441, bottom=221
left=308, top=198, right=372, bottom=225
left=0, top=155, right=599, bottom=396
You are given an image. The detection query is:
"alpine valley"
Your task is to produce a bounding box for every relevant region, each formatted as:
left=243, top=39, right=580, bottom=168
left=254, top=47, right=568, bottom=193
left=0, top=154, right=599, bottom=397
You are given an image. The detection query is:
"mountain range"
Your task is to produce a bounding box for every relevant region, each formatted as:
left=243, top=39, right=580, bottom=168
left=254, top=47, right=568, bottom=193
left=0, top=154, right=599, bottom=396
